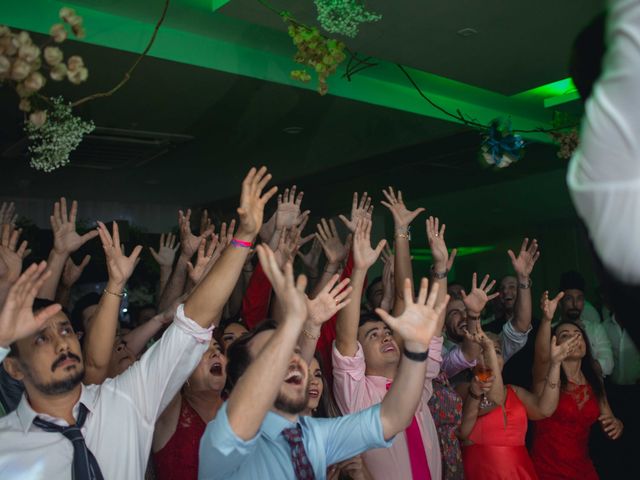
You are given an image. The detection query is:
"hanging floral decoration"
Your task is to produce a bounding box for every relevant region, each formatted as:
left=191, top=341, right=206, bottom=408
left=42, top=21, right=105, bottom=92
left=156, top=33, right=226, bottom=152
left=480, top=119, right=525, bottom=169
left=26, top=97, right=95, bottom=172
left=286, top=17, right=346, bottom=96
left=549, top=128, right=579, bottom=160
left=314, top=0, right=382, bottom=38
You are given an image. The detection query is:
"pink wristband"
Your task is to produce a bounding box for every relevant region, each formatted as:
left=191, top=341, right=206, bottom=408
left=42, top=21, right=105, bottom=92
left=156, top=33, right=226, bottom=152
left=231, top=238, right=253, bottom=248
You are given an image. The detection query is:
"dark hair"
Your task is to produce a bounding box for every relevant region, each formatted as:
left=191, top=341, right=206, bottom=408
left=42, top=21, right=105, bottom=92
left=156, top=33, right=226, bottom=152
left=9, top=298, right=68, bottom=358
left=219, top=314, right=247, bottom=334
left=71, top=292, right=101, bottom=335
left=559, top=270, right=586, bottom=293
left=552, top=321, right=604, bottom=402
left=309, top=352, right=341, bottom=419
left=365, top=276, right=383, bottom=302
left=225, top=318, right=277, bottom=391
left=569, top=13, right=606, bottom=101
left=358, top=311, right=385, bottom=329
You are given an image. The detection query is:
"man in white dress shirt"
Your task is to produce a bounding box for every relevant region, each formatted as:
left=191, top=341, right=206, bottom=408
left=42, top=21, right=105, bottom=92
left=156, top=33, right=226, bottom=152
left=0, top=166, right=276, bottom=479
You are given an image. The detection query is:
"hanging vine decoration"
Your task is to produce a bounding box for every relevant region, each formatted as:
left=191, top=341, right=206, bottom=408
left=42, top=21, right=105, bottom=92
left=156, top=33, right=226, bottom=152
left=343, top=51, right=378, bottom=81
left=0, top=1, right=169, bottom=172
left=314, top=0, right=382, bottom=39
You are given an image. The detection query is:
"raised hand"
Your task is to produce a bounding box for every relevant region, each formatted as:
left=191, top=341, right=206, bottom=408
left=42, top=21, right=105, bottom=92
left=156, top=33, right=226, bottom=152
left=508, top=238, right=540, bottom=281
left=199, top=209, right=212, bottom=236
left=50, top=198, right=98, bottom=256
left=96, top=221, right=143, bottom=289
left=353, top=218, right=386, bottom=271
left=275, top=227, right=301, bottom=268
left=461, top=273, right=499, bottom=316
left=150, top=232, right=180, bottom=268
left=276, top=185, right=309, bottom=229
left=470, top=373, right=495, bottom=396
left=375, top=278, right=448, bottom=351
left=380, top=247, right=395, bottom=312
left=540, top=290, right=564, bottom=321
left=316, top=218, right=350, bottom=265
left=426, top=216, right=450, bottom=271
left=463, top=322, right=493, bottom=349
left=0, top=201, right=17, bottom=226
left=256, top=244, right=307, bottom=323
left=237, top=166, right=278, bottom=239
left=218, top=220, right=237, bottom=248
left=380, top=186, right=425, bottom=228
left=306, top=275, right=352, bottom=327
left=178, top=209, right=213, bottom=260
left=338, top=192, right=373, bottom=232
left=297, top=237, right=323, bottom=276
left=0, top=224, right=29, bottom=284
left=550, top=334, right=580, bottom=365
left=0, top=261, right=62, bottom=347
left=187, top=234, right=219, bottom=285
left=61, top=255, right=91, bottom=288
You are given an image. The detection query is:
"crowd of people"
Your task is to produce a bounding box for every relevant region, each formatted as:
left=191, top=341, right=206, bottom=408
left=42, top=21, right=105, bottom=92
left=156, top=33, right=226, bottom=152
left=0, top=1, right=639, bottom=479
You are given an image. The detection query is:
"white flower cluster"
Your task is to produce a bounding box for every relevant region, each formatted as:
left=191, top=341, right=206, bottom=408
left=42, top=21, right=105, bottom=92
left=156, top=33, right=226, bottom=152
left=26, top=97, right=94, bottom=172
left=314, top=0, right=382, bottom=38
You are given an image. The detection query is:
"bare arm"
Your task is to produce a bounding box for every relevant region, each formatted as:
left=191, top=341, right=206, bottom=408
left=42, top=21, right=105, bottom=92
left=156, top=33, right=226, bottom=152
left=184, top=167, right=277, bottom=329
left=83, top=221, right=142, bottom=386
left=121, top=303, right=180, bottom=357
left=379, top=188, right=424, bottom=317
left=0, top=224, right=29, bottom=306
left=461, top=273, right=500, bottom=365
left=459, top=376, right=493, bottom=440
left=226, top=245, right=307, bottom=440
left=39, top=198, right=98, bottom=300
left=509, top=238, right=540, bottom=333
left=376, top=279, right=449, bottom=440
left=533, top=291, right=564, bottom=395
left=335, top=218, right=386, bottom=357
left=56, top=255, right=91, bottom=309
left=314, top=218, right=350, bottom=298
left=149, top=232, right=180, bottom=300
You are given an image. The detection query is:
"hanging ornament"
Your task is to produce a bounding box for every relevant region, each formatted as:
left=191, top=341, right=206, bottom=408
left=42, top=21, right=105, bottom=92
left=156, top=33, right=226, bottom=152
left=480, top=119, right=525, bottom=169
left=314, top=0, right=382, bottom=38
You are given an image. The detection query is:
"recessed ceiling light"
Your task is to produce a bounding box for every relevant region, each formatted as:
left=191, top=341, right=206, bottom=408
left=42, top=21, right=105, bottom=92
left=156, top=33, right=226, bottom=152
left=283, top=126, right=303, bottom=134
left=457, top=28, right=478, bottom=38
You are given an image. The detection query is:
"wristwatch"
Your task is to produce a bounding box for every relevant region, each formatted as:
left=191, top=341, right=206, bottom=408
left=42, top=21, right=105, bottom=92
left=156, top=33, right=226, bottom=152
left=430, top=265, right=448, bottom=279
left=518, top=278, right=532, bottom=289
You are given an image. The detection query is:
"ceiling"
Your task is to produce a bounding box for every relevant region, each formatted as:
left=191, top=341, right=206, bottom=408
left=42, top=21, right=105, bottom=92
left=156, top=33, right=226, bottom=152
left=0, top=0, right=602, bottom=241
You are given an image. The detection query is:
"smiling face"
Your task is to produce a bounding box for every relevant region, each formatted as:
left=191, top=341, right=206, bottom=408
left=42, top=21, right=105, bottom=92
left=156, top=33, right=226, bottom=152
left=357, top=320, right=399, bottom=374
left=499, top=276, right=518, bottom=311
left=560, top=289, right=585, bottom=322
left=306, top=357, right=324, bottom=412
left=188, top=339, right=227, bottom=392
left=5, top=311, right=84, bottom=396
left=248, top=330, right=309, bottom=415
left=445, top=299, right=467, bottom=343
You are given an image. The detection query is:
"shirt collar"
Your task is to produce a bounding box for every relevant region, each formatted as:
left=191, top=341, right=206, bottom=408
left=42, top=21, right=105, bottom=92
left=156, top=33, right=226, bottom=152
left=262, top=410, right=297, bottom=441
left=16, top=384, right=94, bottom=433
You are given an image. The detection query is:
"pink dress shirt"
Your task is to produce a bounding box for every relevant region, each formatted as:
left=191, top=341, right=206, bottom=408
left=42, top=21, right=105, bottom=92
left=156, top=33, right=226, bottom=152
left=332, top=336, right=444, bottom=480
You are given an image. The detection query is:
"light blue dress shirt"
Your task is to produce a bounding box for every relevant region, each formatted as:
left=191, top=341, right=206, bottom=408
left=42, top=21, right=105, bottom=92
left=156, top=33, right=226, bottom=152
left=199, top=402, right=392, bottom=479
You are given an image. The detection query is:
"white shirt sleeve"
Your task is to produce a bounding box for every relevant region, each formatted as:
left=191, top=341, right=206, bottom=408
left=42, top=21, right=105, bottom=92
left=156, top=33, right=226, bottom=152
left=108, top=304, right=212, bottom=425
left=585, top=320, right=615, bottom=376
left=0, top=346, right=8, bottom=363
left=567, top=0, right=640, bottom=283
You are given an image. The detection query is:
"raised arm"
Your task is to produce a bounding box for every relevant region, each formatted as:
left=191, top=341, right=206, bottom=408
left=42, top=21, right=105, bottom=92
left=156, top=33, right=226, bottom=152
left=149, top=232, right=180, bottom=299
left=379, top=187, right=425, bottom=316
left=465, top=325, right=505, bottom=406
left=184, top=167, right=277, bottom=329
left=226, top=245, right=308, bottom=441
left=314, top=218, right=351, bottom=298
left=39, top=198, right=98, bottom=300
left=56, top=255, right=91, bottom=309
left=376, top=278, right=449, bottom=440
left=515, top=334, right=579, bottom=419
left=508, top=238, right=540, bottom=333
left=533, top=291, right=564, bottom=395
left=459, top=375, right=494, bottom=440
left=426, top=216, right=455, bottom=316
left=0, top=262, right=61, bottom=357
left=335, top=218, right=386, bottom=357
left=83, top=221, right=142, bottom=385
left=0, top=223, right=29, bottom=305
left=157, top=209, right=212, bottom=312
left=460, top=273, right=499, bottom=363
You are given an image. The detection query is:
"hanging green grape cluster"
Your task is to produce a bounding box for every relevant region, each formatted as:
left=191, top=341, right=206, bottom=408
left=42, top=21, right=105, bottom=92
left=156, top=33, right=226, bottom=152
left=286, top=22, right=346, bottom=95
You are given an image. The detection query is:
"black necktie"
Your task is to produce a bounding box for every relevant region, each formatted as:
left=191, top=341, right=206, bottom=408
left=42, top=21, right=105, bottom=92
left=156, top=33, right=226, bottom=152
left=33, top=403, right=104, bottom=480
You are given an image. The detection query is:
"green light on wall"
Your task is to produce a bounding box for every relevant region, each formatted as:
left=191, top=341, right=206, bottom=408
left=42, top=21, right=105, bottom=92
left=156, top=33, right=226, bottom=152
left=514, top=78, right=580, bottom=108
left=211, top=0, right=231, bottom=11
left=410, top=245, right=496, bottom=261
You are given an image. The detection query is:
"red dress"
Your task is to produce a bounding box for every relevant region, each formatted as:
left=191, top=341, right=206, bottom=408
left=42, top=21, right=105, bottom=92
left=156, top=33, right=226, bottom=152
left=463, top=386, right=538, bottom=479
left=153, top=398, right=206, bottom=480
left=531, top=382, right=600, bottom=480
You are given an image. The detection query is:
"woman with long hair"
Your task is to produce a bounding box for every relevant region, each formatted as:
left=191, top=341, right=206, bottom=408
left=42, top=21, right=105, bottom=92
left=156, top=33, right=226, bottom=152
left=152, top=336, right=227, bottom=480
left=531, top=291, right=624, bottom=480
left=302, top=353, right=372, bottom=480
left=459, top=321, right=576, bottom=480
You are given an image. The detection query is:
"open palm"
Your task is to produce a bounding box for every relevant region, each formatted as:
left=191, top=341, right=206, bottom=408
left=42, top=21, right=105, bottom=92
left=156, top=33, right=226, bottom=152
left=380, top=186, right=425, bottom=228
